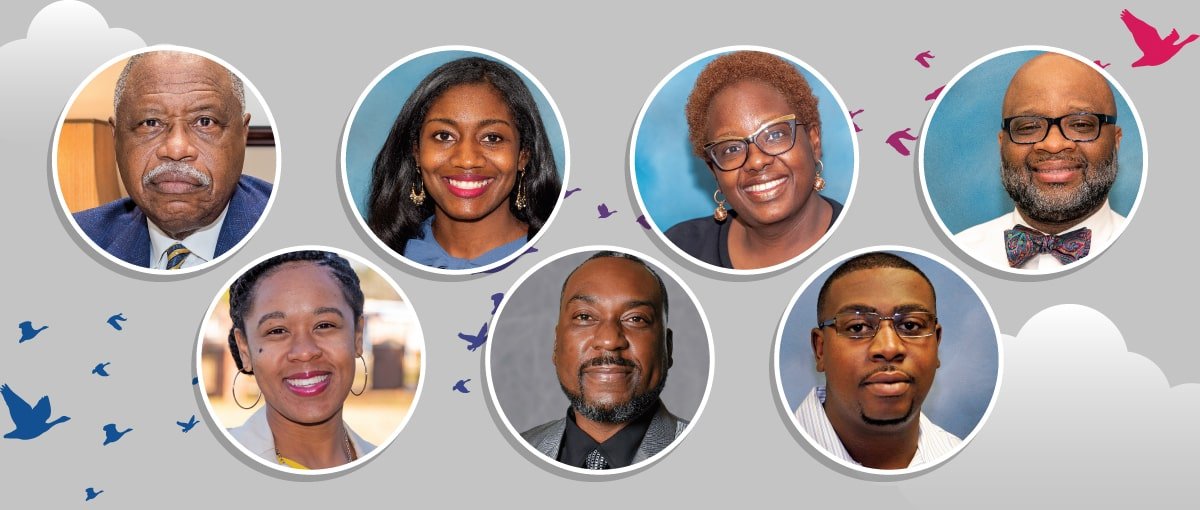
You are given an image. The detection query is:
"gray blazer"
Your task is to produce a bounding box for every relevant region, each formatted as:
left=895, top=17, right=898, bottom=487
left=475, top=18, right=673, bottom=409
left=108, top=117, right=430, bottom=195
left=521, top=403, right=689, bottom=466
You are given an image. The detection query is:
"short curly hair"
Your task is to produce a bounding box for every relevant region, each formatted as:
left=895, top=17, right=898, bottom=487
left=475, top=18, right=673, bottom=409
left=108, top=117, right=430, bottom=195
left=684, top=51, right=820, bottom=158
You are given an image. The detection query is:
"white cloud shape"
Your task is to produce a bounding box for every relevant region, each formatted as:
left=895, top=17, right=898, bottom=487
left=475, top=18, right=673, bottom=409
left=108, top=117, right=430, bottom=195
left=0, top=1, right=143, bottom=142
left=903, top=304, right=1198, bottom=504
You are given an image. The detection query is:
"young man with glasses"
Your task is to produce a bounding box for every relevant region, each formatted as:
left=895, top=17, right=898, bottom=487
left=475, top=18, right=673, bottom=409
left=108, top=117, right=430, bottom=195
left=955, top=52, right=1124, bottom=271
left=797, top=252, right=960, bottom=470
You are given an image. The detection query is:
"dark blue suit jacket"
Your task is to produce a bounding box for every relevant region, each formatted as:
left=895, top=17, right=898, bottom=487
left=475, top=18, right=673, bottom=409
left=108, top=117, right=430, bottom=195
left=73, top=175, right=272, bottom=268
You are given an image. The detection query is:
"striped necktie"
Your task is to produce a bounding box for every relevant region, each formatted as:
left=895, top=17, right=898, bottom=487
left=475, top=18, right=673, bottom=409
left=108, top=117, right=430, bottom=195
left=166, top=243, right=191, bottom=270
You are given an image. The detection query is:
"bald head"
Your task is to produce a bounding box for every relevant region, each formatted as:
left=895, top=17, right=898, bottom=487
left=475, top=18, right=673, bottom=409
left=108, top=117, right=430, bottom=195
left=113, top=51, right=245, bottom=120
left=1002, top=53, right=1116, bottom=118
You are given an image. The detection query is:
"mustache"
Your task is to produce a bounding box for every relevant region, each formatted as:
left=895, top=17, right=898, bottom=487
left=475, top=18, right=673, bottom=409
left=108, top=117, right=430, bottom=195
left=1028, top=154, right=1087, bottom=167
left=143, top=161, right=211, bottom=187
left=577, top=354, right=637, bottom=374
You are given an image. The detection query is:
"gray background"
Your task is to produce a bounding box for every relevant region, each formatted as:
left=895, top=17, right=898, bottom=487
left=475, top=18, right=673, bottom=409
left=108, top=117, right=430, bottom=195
left=1, top=0, right=1197, bottom=506
left=488, top=249, right=710, bottom=434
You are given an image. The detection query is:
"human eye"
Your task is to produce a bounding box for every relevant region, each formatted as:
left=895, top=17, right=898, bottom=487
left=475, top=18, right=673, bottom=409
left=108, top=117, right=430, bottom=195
left=623, top=313, right=653, bottom=327
left=717, top=141, right=744, bottom=156
left=763, top=125, right=789, bottom=142
left=1011, top=118, right=1044, bottom=135
left=194, top=116, right=219, bottom=128
left=895, top=314, right=931, bottom=335
left=264, top=326, right=288, bottom=337
left=134, top=118, right=163, bottom=134
left=432, top=131, right=456, bottom=143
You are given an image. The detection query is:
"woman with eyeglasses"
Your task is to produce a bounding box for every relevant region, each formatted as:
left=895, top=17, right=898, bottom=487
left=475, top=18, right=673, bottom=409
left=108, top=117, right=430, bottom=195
left=666, top=51, right=842, bottom=270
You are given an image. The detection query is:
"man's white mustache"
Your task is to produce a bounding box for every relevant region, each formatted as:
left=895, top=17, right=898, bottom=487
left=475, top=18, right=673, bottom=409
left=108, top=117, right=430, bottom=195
left=143, top=161, right=211, bottom=187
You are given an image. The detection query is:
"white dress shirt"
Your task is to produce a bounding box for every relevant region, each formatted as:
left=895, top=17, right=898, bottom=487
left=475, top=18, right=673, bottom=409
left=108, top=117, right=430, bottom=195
left=228, top=406, right=375, bottom=467
left=794, top=386, right=961, bottom=469
left=147, top=205, right=229, bottom=270
left=954, top=202, right=1125, bottom=271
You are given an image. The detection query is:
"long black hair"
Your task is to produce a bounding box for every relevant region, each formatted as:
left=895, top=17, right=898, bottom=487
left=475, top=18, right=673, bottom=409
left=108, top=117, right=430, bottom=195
left=366, top=56, right=562, bottom=255
left=226, top=250, right=365, bottom=374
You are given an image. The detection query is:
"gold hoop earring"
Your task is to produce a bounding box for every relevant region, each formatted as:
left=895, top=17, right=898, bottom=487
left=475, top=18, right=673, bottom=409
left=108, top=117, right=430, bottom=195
left=713, top=188, right=729, bottom=222
left=514, top=168, right=528, bottom=210
left=813, top=160, right=826, bottom=192
left=350, top=355, right=369, bottom=396
left=232, top=371, right=261, bottom=410
left=410, top=167, right=426, bottom=206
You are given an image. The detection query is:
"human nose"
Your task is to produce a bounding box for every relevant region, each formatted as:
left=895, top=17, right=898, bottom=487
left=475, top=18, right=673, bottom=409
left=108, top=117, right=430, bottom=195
left=740, top=140, right=773, bottom=173
left=1035, top=121, right=1078, bottom=153
left=450, top=138, right=484, bottom=169
left=156, top=122, right=197, bottom=161
left=868, top=319, right=906, bottom=362
left=589, top=318, right=630, bottom=352
left=286, top=331, right=323, bottom=362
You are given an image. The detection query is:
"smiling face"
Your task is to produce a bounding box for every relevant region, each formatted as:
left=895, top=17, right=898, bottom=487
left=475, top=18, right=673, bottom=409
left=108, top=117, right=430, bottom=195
left=812, top=267, right=941, bottom=432
left=111, top=52, right=250, bottom=239
left=417, top=82, right=529, bottom=224
left=554, top=257, right=672, bottom=424
left=704, top=79, right=822, bottom=229
left=999, top=53, right=1122, bottom=225
left=234, top=262, right=363, bottom=427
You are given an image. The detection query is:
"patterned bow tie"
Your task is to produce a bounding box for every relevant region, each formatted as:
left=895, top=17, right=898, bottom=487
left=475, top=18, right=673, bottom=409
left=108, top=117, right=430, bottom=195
left=1004, top=225, right=1091, bottom=268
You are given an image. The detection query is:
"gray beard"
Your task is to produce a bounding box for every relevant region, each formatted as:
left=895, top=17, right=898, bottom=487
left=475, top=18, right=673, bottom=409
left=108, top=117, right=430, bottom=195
left=1000, top=150, right=1118, bottom=224
left=561, top=373, right=666, bottom=424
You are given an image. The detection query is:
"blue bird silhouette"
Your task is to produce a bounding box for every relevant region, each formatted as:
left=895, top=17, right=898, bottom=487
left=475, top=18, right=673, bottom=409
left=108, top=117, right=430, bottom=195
left=92, top=362, right=111, bottom=377
left=17, top=321, right=48, bottom=343
left=192, top=376, right=199, bottom=385
left=177, top=415, right=199, bottom=433
left=102, top=423, right=132, bottom=445
left=564, top=187, right=582, bottom=198
left=490, top=292, right=504, bottom=315
left=452, top=379, right=471, bottom=393
left=458, top=322, right=489, bottom=352
left=597, top=203, right=618, bottom=219
left=1, top=384, right=70, bottom=439
left=85, top=488, right=104, bottom=501
left=636, top=214, right=651, bottom=230
left=106, top=313, right=127, bottom=331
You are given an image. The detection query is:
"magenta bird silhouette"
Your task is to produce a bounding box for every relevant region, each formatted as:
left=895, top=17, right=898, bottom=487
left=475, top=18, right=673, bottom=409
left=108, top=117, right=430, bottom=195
left=925, top=85, right=945, bottom=101
left=1093, top=59, right=1111, bottom=69
left=914, top=50, right=935, bottom=68
left=1, top=384, right=70, bottom=440
left=1121, top=9, right=1197, bottom=67
left=886, top=128, right=919, bottom=156
left=849, top=109, right=864, bottom=132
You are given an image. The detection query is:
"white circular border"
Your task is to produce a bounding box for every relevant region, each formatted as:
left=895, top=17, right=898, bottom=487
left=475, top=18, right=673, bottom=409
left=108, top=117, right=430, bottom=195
left=771, top=244, right=1005, bottom=476
left=483, top=245, right=716, bottom=476
left=917, top=45, right=1149, bottom=276
left=193, top=244, right=428, bottom=476
left=628, top=45, right=861, bottom=276
left=51, top=44, right=282, bottom=276
left=339, top=45, right=571, bottom=276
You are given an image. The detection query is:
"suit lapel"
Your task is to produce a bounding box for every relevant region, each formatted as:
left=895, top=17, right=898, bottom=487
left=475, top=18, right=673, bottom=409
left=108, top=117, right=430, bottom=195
left=632, top=405, right=679, bottom=464
left=108, top=207, right=152, bottom=267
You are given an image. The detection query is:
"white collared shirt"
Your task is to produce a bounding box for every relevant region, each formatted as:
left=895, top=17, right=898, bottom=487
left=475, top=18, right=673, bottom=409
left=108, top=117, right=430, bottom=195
left=147, top=205, right=229, bottom=270
left=954, top=202, right=1125, bottom=271
left=794, top=386, right=961, bottom=469
left=228, top=406, right=375, bottom=467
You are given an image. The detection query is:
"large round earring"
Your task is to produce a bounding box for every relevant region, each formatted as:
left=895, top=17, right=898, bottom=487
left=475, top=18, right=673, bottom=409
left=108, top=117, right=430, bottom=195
left=232, top=371, right=261, bottom=410
left=350, top=355, right=369, bottom=396
left=813, top=159, right=826, bottom=192
left=410, top=167, right=426, bottom=206
left=514, top=168, right=528, bottom=210
left=713, top=188, right=729, bottom=222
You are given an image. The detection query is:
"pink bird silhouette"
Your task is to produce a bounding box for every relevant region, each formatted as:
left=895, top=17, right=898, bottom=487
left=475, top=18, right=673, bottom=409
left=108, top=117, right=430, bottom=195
left=925, top=85, right=945, bottom=101
left=849, top=109, right=864, bottom=132
left=1093, top=59, right=1111, bottom=69
left=885, top=128, right=918, bottom=157
left=1121, top=9, right=1197, bottom=67
left=914, top=50, right=935, bottom=68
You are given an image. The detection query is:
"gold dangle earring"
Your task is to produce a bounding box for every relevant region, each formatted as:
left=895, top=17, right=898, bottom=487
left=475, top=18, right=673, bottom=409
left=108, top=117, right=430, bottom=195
left=713, top=188, right=729, bottom=221
left=813, top=160, right=826, bottom=192
left=514, top=168, right=528, bottom=210
left=350, top=355, right=369, bottom=396
left=410, top=166, right=426, bottom=206
left=231, top=370, right=261, bottom=410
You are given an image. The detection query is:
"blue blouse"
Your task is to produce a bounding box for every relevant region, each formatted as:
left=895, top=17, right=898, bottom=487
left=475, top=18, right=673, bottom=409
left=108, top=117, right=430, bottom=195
left=403, top=216, right=528, bottom=270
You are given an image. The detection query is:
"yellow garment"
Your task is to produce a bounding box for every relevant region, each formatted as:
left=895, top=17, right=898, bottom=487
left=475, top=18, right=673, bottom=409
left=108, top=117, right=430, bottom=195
left=276, top=454, right=309, bottom=470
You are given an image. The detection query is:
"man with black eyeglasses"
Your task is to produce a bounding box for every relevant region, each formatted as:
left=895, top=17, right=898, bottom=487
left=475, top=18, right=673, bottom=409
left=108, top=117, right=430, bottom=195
left=956, top=52, right=1124, bottom=271
left=796, top=252, right=960, bottom=470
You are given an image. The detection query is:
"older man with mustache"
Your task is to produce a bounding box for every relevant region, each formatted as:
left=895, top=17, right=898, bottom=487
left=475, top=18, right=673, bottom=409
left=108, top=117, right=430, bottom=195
left=73, top=50, right=271, bottom=271
left=797, top=252, right=959, bottom=470
left=955, top=52, right=1124, bottom=271
left=521, top=251, right=686, bottom=470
